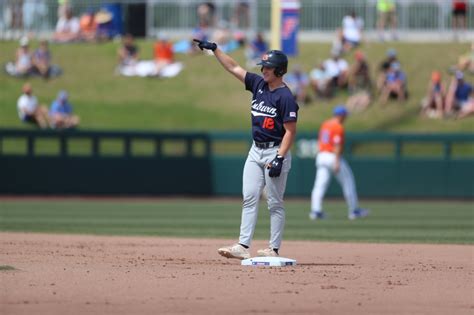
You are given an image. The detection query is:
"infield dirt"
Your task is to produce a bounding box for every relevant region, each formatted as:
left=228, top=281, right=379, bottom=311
left=1, top=232, right=472, bottom=315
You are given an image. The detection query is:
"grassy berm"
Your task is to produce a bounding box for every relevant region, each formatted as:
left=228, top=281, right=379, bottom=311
left=0, top=40, right=472, bottom=132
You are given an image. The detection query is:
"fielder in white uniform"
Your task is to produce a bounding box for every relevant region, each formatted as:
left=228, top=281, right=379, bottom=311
left=193, top=39, right=299, bottom=260
left=310, top=105, right=369, bottom=220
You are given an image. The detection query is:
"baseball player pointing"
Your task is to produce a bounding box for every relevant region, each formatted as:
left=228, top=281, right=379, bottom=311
left=310, top=105, right=369, bottom=220
left=193, top=39, right=299, bottom=260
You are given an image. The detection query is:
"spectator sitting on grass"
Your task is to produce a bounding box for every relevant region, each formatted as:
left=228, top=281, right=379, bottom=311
left=341, top=11, right=364, bottom=52
left=79, top=9, right=97, bottom=42
left=420, top=71, right=446, bottom=119
left=324, top=50, right=349, bottom=90
left=17, top=83, right=50, bottom=129
left=346, top=51, right=373, bottom=113
left=118, top=34, right=139, bottom=67
left=348, top=50, right=371, bottom=92
left=53, top=7, right=81, bottom=43
left=32, top=40, right=52, bottom=79
left=154, top=34, right=174, bottom=74
left=14, top=36, right=34, bottom=76
left=377, top=48, right=398, bottom=94
left=379, top=62, right=407, bottom=104
left=445, top=71, right=473, bottom=118
left=49, top=90, right=80, bottom=129
left=285, top=65, right=311, bottom=105
left=309, top=62, right=333, bottom=99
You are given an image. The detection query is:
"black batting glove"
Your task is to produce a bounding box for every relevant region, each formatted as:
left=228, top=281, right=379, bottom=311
left=267, top=155, right=284, bottom=178
left=193, top=38, right=217, bottom=51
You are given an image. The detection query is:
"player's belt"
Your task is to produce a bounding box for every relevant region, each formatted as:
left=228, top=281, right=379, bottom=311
left=254, top=141, right=281, bottom=149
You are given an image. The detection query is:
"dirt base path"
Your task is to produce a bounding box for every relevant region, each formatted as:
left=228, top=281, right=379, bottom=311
left=1, top=233, right=472, bottom=315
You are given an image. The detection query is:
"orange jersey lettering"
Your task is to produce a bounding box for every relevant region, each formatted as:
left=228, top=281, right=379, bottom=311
left=318, top=118, right=345, bottom=153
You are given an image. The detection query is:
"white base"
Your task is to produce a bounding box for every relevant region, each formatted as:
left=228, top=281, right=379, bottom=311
left=241, top=257, right=297, bottom=267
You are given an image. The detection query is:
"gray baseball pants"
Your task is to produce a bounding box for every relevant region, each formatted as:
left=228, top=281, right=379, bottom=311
left=238, top=143, right=292, bottom=250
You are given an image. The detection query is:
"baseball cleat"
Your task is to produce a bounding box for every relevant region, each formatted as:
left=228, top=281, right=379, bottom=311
left=348, top=208, right=370, bottom=220
left=257, top=247, right=279, bottom=257
left=309, top=211, right=325, bottom=220
left=218, top=243, right=250, bottom=260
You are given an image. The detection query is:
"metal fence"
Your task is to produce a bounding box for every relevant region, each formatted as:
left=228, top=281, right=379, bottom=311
left=1, top=0, right=473, bottom=39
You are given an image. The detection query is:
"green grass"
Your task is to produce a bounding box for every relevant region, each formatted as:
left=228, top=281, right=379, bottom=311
left=1, top=40, right=473, bottom=133
left=0, top=199, right=472, bottom=244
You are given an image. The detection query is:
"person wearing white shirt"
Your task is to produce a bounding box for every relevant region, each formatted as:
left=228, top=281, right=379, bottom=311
left=309, top=62, right=333, bottom=98
left=324, top=51, right=349, bottom=89
left=53, top=7, right=80, bottom=43
left=17, top=83, right=49, bottom=129
left=342, top=11, right=364, bottom=52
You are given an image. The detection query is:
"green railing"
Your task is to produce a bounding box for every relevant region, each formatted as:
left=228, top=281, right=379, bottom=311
left=0, top=129, right=472, bottom=198
left=0, top=129, right=212, bottom=195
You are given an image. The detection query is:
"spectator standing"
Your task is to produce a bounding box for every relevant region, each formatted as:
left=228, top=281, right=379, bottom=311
left=421, top=71, right=446, bottom=119
left=49, top=91, right=80, bottom=129
left=32, top=40, right=51, bottom=79
left=309, top=105, right=369, bottom=221
left=285, top=65, right=311, bottom=105
left=341, top=11, right=364, bottom=52
left=118, top=34, right=139, bottom=67
left=452, top=0, right=467, bottom=39
left=15, top=36, right=33, bottom=76
left=54, top=7, right=81, bottom=43
left=445, top=71, right=473, bottom=117
left=379, top=62, right=407, bottom=104
left=376, top=0, right=397, bottom=41
left=309, top=62, right=333, bottom=98
left=17, top=83, right=49, bottom=129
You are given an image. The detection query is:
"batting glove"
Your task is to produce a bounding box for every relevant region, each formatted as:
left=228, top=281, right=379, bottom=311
left=267, top=155, right=284, bottom=178
left=193, top=39, right=217, bottom=51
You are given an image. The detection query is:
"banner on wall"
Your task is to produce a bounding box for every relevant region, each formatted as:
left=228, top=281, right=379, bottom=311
left=281, top=0, right=300, bottom=57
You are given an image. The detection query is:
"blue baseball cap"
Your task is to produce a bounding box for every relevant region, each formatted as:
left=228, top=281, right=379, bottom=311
left=333, top=105, right=348, bottom=116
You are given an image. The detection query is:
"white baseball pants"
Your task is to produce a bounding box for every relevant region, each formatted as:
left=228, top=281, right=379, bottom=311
left=311, top=151, right=359, bottom=213
left=239, top=143, right=292, bottom=250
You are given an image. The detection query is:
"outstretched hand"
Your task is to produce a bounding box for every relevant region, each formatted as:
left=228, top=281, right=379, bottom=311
left=193, top=39, right=217, bottom=52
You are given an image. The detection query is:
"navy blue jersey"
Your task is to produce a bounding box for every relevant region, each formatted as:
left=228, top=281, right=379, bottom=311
left=245, top=72, right=299, bottom=143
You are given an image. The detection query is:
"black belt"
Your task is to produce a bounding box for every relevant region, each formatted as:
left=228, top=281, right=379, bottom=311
left=254, top=141, right=281, bottom=149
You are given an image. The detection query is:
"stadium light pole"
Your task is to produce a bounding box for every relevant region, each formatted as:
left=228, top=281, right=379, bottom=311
left=271, top=0, right=281, bottom=50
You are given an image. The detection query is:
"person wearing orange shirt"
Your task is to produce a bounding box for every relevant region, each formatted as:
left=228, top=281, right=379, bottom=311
left=310, top=105, right=369, bottom=220
left=154, top=34, right=174, bottom=74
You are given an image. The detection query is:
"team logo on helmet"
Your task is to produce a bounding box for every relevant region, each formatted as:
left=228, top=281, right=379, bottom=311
left=262, top=54, right=269, bottom=61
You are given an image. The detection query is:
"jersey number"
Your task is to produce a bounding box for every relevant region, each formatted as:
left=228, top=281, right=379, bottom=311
left=262, top=117, right=275, bottom=130
left=321, top=130, right=330, bottom=144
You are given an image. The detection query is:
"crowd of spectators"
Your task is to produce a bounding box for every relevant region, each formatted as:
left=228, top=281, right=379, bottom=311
left=17, top=83, right=79, bottom=130
left=4, top=0, right=474, bottom=130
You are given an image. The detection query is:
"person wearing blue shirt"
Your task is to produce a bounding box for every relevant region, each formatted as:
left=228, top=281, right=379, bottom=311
left=379, top=62, right=407, bottom=104
left=446, top=71, right=474, bottom=117
left=49, top=90, right=80, bottom=129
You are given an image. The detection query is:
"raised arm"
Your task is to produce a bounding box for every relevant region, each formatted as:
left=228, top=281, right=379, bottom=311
left=193, top=39, right=247, bottom=83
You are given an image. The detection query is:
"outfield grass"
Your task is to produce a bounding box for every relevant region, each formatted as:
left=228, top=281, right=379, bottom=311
left=0, top=40, right=472, bottom=133
left=0, top=199, right=472, bottom=244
